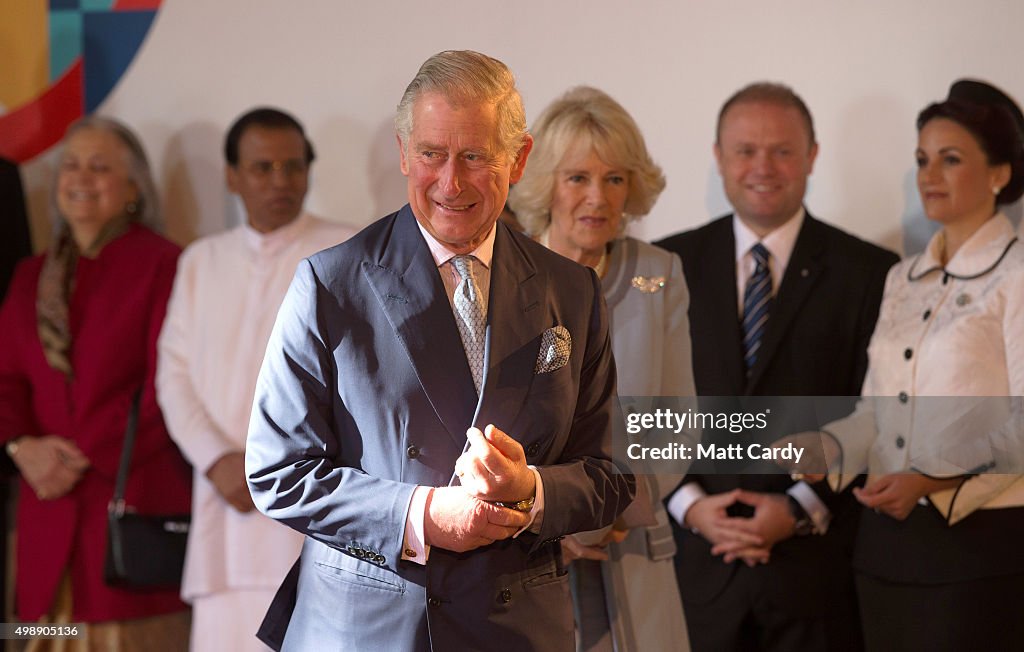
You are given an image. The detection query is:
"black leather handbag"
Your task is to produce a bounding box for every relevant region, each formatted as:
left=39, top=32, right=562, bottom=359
left=103, top=390, right=190, bottom=589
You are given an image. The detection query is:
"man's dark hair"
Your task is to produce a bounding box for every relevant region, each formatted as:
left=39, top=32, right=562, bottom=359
left=224, top=107, right=316, bottom=166
left=716, top=82, right=816, bottom=147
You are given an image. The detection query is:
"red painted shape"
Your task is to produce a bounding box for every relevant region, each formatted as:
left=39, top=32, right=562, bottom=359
left=0, top=60, right=84, bottom=163
left=113, top=0, right=162, bottom=9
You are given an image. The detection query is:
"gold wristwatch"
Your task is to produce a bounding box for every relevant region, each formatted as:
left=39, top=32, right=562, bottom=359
left=493, top=495, right=536, bottom=512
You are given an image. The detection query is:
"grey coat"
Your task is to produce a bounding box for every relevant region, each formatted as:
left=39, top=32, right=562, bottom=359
left=572, top=237, right=694, bottom=652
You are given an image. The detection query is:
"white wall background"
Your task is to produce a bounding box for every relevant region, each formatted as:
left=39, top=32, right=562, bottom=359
left=19, top=0, right=1024, bottom=255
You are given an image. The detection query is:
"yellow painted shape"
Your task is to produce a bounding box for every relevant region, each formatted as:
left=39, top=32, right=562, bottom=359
left=0, top=1, right=49, bottom=112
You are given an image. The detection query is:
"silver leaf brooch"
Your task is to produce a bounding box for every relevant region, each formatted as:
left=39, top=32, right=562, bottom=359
left=631, top=276, right=666, bottom=294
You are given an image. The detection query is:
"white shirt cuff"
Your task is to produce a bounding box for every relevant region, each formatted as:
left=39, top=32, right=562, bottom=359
left=787, top=481, right=832, bottom=534
left=517, top=466, right=544, bottom=536
left=666, top=481, right=706, bottom=529
left=401, top=486, right=431, bottom=565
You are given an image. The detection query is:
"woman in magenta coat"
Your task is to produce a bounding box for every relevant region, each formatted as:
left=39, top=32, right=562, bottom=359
left=0, top=117, right=191, bottom=648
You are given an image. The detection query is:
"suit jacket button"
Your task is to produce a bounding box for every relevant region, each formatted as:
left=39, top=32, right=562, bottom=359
left=499, top=588, right=512, bottom=603
left=898, top=392, right=908, bottom=403
left=407, top=445, right=420, bottom=459
left=428, top=597, right=441, bottom=608
left=376, top=554, right=386, bottom=564
left=526, top=442, right=540, bottom=457
left=895, top=436, right=905, bottom=449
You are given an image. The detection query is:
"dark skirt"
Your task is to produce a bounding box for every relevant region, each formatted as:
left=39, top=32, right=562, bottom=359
left=856, top=570, right=1024, bottom=651
left=854, top=504, right=1024, bottom=651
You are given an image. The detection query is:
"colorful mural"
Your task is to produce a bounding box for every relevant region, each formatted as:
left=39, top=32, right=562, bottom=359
left=0, top=1, right=163, bottom=162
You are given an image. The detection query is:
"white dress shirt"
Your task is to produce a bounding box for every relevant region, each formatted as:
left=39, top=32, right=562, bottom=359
left=733, top=208, right=804, bottom=312
left=668, top=207, right=831, bottom=534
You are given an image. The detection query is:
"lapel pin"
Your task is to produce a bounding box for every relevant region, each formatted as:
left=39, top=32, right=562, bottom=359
left=631, top=276, right=666, bottom=294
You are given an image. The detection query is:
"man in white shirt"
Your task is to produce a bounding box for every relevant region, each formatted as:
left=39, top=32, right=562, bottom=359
left=156, top=107, right=354, bottom=651
left=656, top=83, right=898, bottom=652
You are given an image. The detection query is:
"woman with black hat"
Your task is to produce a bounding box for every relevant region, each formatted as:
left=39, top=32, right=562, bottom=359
left=794, top=79, right=1024, bottom=650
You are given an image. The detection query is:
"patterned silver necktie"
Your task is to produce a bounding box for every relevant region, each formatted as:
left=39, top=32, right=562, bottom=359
left=452, top=255, right=486, bottom=393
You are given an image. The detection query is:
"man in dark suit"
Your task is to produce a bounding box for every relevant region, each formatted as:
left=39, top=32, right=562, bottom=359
left=245, top=50, right=633, bottom=652
left=656, top=83, right=898, bottom=652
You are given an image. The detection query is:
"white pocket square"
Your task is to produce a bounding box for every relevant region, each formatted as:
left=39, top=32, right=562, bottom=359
left=535, top=325, right=571, bottom=374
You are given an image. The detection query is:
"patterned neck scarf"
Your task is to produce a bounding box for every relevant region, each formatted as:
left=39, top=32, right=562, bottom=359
left=36, top=216, right=132, bottom=378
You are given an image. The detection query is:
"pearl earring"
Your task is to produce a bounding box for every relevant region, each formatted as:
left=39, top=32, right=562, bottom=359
left=993, top=186, right=1002, bottom=195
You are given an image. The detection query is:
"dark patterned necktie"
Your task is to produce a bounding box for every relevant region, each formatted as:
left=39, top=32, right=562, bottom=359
left=452, top=255, right=485, bottom=393
left=742, top=243, right=772, bottom=372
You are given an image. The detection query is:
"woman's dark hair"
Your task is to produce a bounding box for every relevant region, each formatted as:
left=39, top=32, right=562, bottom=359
left=917, top=98, right=1024, bottom=205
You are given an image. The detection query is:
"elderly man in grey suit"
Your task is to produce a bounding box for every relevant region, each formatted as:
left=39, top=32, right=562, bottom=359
left=245, top=50, right=634, bottom=652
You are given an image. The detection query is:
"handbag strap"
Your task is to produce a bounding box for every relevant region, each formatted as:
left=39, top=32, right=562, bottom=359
left=109, top=388, right=142, bottom=516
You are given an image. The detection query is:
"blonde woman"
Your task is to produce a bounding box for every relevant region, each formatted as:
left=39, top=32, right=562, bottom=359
left=510, top=86, right=693, bottom=652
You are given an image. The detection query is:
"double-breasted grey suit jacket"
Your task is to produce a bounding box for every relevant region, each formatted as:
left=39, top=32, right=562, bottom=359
left=246, top=206, right=634, bottom=652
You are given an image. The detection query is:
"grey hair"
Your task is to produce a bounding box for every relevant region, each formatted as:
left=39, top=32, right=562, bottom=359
left=394, top=50, right=528, bottom=159
left=508, top=86, right=666, bottom=236
left=50, top=115, right=163, bottom=234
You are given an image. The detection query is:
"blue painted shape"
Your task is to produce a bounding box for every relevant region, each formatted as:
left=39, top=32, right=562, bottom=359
left=49, top=10, right=83, bottom=82
left=49, top=0, right=80, bottom=9
left=82, top=11, right=157, bottom=112
left=81, top=0, right=115, bottom=10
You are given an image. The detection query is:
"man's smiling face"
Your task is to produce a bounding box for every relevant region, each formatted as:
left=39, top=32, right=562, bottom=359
left=399, top=92, right=531, bottom=253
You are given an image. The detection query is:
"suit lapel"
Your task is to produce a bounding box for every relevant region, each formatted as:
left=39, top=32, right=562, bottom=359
left=745, top=213, right=825, bottom=393
left=699, top=217, right=746, bottom=395
left=361, top=206, right=477, bottom=446
left=472, top=224, right=547, bottom=434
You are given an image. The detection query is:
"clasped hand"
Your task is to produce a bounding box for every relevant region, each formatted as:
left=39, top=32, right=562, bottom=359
left=206, top=451, right=256, bottom=513
left=561, top=520, right=629, bottom=563
left=423, top=424, right=535, bottom=553
left=11, top=435, right=90, bottom=501
left=686, top=489, right=797, bottom=567
left=454, top=424, right=536, bottom=502
left=853, top=473, right=961, bottom=521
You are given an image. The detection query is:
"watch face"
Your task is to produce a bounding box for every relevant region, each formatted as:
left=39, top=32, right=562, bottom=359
left=514, top=497, right=535, bottom=512
left=494, top=497, right=534, bottom=511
